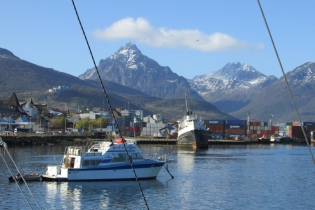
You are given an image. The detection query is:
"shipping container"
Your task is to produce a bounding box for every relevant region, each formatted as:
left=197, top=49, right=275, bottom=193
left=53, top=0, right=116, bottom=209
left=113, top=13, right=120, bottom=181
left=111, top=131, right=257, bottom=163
left=303, top=122, right=315, bottom=126
left=286, top=126, right=306, bottom=139
left=225, top=120, right=246, bottom=125
left=225, top=129, right=246, bottom=134
left=305, top=126, right=315, bottom=131
left=249, top=122, right=260, bottom=126
left=225, top=124, right=247, bottom=129
left=204, top=120, right=225, bottom=124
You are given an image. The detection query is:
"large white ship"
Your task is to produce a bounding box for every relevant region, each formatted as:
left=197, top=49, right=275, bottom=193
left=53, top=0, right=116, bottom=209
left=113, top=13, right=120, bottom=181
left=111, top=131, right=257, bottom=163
left=177, top=90, right=209, bottom=148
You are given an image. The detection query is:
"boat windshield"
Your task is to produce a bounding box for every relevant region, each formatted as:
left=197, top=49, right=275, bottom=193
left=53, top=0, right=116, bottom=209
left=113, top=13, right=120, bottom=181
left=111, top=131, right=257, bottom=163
left=110, top=153, right=144, bottom=163
left=111, top=153, right=126, bottom=162
left=130, top=153, right=144, bottom=160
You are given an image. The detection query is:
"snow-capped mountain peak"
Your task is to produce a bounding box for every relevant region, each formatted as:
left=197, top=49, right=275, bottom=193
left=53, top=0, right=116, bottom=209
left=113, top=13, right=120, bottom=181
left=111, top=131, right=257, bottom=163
left=109, top=42, right=142, bottom=70
left=79, top=42, right=203, bottom=100
left=205, top=62, right=263, bottom=81
left=189, top=62, right=278, bottom=103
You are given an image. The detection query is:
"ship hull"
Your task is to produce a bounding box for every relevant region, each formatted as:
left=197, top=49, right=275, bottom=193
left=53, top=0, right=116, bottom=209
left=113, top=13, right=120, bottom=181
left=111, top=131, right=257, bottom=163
left=177, top=128, right=209, bottom=148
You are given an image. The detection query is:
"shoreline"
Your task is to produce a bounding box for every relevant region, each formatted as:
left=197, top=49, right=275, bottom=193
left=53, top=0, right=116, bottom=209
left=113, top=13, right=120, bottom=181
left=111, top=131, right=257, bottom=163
left=0, top=134, right=308, bottom=146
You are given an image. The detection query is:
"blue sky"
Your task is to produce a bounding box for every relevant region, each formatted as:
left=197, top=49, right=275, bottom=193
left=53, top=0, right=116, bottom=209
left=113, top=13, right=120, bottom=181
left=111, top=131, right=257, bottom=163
left=1, top=0, right=314, bottom=79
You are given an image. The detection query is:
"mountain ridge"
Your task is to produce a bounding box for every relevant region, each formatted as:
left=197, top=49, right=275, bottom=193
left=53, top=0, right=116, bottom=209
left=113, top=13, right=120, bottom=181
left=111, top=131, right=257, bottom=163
left=0, top=47, right=235, bottom=122
left=79, top=42, right=204, bottom=100
left=1, top=44, right=315, bottom=123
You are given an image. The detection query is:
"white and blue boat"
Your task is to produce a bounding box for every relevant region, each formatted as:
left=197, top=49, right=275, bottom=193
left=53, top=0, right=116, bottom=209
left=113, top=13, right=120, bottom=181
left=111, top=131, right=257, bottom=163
left=42, top=138, right=166, bottom=181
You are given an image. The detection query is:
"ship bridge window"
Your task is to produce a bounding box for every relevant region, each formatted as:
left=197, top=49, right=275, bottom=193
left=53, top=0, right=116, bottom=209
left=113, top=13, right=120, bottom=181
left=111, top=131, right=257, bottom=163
left=110, top=153, right=126, bottom=162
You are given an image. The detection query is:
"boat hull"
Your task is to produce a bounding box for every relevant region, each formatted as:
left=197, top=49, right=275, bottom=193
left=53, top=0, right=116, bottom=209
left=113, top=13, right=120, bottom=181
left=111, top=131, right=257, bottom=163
left=42, top=161, right=165, bottom=182
left=177, top=128, right=209, bottom=148
left=9, top=173, right=41, bottom=182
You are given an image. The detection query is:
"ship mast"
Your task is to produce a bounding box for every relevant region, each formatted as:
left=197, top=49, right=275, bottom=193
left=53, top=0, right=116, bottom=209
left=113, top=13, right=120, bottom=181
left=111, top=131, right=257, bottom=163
left=185, top=89, right=192, bottom=116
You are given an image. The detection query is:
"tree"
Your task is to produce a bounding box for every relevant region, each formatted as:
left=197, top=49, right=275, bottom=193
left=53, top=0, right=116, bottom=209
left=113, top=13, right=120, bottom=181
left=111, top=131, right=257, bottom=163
left=50, top=116, right=65, bottom=127
left=80, top=106, right=89, bottom=113
left=75, top=117, right=91, bottom=132
left=75, top=116, right=109, bottom=132
left=96, top=117, right=109, bottom=130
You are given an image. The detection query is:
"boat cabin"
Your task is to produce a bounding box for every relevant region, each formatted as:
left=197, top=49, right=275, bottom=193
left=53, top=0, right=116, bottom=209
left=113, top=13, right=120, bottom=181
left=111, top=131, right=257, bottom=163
left=60, top=141, right=144, bottom=169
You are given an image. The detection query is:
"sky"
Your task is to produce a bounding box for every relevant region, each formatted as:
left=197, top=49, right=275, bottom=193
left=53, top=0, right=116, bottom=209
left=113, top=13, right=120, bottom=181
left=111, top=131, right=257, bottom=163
left=1, top=0, right=314, bottom=79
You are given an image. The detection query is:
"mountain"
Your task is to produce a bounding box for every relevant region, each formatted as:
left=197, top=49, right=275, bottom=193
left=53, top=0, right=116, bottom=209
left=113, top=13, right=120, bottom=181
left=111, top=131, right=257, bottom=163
left=0, top=48, right=100, bottom=94
left=189, top=62, right=278, bottom=113
left=79, top=42, right=203, bottom=100
left=0, top=47, right=157, bottom=116
left=0, top=47, right=234, bottom=122
left=230, top=62, right=315, bottom=123
left=3, top=44, right=314, bottom=124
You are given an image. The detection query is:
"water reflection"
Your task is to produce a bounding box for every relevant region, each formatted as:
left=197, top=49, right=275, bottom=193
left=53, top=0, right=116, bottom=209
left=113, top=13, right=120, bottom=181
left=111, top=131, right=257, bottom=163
left=43, top=178, right=165, bottom=209
left=2, top=144, right=315, bottom=209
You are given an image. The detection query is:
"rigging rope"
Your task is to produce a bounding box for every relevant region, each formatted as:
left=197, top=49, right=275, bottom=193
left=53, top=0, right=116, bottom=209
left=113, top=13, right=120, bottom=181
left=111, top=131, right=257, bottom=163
left=0, top=138, right=42, bottom=210
left=70, top=1, right=150, bottom=209
left=257, top=0, right=315, bottom=164
left=0, top=148, right=33, bottom=210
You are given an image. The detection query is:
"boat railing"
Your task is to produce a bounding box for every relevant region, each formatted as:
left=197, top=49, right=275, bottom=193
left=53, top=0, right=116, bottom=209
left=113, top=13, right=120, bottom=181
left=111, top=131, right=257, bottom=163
left=65, top=146, right=83, bottom=156
left=82, top=152, right=102, bottom=156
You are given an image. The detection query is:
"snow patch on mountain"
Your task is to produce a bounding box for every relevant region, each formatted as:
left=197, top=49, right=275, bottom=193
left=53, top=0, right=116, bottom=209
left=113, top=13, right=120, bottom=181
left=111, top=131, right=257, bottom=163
left=285, top=62, right=315, bottom=84
left=189, top=62, right=277, bottom=102
left=0, top=48, right=20, bottom=60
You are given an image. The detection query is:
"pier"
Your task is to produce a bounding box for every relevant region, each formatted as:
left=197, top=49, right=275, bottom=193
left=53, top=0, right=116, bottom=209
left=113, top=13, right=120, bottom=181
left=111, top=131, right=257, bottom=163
left=0, top=134, right=293, bottom=146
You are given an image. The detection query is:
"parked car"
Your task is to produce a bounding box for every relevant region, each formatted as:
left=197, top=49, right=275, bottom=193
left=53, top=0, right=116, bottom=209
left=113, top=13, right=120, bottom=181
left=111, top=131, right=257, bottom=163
left=36, top=131, right=45, bottom=134
left=51, top=131, right=59, bottom=135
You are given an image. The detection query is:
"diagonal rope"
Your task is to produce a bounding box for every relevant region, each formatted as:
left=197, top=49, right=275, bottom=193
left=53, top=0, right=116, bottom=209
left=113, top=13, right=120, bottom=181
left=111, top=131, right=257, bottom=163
left=0, top=149, right=33, bottom=210
left=257, top=0, right=315, bottom=164
left=70, top=1, right=150, bottom=209
left=0, top=138, right=42, bottom=209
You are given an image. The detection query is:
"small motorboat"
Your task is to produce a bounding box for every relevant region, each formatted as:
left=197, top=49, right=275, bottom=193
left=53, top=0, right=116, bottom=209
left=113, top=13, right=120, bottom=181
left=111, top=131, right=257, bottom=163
left=9, top=173, right=42, bottom=182
left=42, top=138, right=166, bottom=181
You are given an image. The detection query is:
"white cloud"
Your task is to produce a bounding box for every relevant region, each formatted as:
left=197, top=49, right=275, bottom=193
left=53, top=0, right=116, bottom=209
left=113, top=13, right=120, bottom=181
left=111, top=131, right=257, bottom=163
left=93, top=17, right=263, bottom=52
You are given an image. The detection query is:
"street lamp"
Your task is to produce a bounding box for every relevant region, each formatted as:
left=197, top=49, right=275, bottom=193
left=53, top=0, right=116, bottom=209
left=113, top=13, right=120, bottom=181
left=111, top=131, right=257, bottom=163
left=8, top=115, right=10, bottom=132
left=64, top=115, right=67, bottom=134
left=247, top=111, right=250, bottom=137
left=30, top=116, right=32, bottom=134
left=134, top=123, right=138, bottom=138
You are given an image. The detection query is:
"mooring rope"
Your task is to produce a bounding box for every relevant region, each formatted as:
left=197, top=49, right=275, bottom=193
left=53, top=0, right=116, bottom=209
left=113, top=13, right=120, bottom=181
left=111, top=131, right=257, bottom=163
left=0, top=138, right=42, bottom=209
left=70, top=1, right=150, bottom=209
left=257, top=0, right=315, bottom=164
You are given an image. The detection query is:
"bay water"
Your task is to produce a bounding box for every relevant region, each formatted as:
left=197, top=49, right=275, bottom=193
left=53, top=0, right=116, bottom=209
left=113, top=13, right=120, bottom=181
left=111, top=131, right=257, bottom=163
left=1, top=143, right=315, bottom=209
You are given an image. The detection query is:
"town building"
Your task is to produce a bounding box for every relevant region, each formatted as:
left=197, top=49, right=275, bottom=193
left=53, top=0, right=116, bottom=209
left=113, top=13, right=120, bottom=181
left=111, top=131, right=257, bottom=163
left=48, top=86, right=71, bottom=92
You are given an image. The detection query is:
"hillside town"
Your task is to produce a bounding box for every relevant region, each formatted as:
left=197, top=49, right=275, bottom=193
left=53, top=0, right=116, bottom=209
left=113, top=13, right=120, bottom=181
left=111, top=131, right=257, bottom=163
left=1, top=92, right=315, bottom=143
left=0, top=92, right=175, bottom=138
